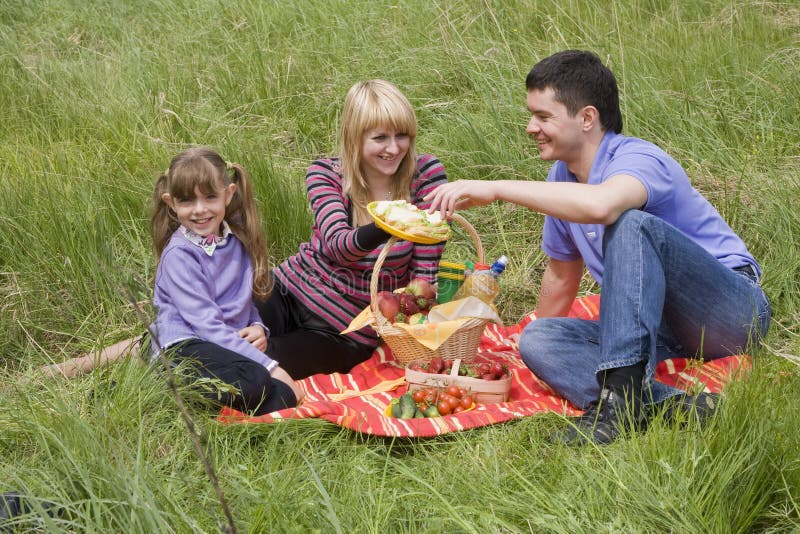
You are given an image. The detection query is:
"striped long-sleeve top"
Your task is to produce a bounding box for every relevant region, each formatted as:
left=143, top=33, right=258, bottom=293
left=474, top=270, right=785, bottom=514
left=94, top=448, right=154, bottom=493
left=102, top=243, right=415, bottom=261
left=273, top=154, right=448, bottom=347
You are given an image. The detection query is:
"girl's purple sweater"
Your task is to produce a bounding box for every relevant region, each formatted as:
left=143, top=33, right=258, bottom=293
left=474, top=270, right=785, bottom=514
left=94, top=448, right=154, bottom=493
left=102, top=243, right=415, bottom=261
left=153, top=230, right=275, bottom=370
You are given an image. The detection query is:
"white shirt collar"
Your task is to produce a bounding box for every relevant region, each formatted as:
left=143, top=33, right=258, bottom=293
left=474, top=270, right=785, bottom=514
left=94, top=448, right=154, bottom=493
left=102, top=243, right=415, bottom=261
left=179, top=221, right=232, bottom=256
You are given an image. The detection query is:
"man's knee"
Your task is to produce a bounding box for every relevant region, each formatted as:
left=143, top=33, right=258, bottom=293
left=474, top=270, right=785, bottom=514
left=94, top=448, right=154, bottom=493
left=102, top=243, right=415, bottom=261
left=603, top=209, right=661, bottom=252
left=606, top=208, right=646, bottom=235
left=519, top=318, right=559, bottom=363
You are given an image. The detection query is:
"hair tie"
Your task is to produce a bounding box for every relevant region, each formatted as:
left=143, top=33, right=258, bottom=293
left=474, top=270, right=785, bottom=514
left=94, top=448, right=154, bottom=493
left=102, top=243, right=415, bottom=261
left=163, top=168, right=170, bottom=176
left=225, top=161, right=234, bottom=170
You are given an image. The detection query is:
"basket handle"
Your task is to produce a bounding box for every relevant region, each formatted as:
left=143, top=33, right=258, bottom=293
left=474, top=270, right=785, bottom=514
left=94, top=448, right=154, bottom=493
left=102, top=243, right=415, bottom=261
left=370, top=213, right=484, bottom=326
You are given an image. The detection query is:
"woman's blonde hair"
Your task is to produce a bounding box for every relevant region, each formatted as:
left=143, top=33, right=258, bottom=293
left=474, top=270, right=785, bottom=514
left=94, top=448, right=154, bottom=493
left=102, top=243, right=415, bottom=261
left=340, top=80, right=418, bottom=226
left=151, top=147, right=272, bottom=299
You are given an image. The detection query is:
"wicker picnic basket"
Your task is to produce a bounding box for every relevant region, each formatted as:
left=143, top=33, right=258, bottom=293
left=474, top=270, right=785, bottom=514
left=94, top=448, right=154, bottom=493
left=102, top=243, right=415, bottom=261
left=369, top=213, right=489, bottom=365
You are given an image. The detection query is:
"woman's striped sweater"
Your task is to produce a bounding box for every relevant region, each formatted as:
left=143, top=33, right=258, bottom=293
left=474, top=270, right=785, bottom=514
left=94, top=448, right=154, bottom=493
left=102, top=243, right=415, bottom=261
left=273, top=154, right=448, bottom=347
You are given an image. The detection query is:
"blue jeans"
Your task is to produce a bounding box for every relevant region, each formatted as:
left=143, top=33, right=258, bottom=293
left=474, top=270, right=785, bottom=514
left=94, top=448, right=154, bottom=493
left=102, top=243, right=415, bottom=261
left=519, top=210, right=771, bottom=409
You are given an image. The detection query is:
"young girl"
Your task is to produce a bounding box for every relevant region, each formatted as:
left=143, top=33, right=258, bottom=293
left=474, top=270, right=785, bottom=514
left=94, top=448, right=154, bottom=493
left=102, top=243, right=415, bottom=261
left=151, top=147, right=300, bottom=414
left=256, top=80, right=448, bottom=378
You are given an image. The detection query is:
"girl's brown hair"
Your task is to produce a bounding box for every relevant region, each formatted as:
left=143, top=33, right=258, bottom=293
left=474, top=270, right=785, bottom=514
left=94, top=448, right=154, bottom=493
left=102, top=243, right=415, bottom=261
left=340, top=80, right=418, bottom=226
left=151, top=147, right=272, bottom=299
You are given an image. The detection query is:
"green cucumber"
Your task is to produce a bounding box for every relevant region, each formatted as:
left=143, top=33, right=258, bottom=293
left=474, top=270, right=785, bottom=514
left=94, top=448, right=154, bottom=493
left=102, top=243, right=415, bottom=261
left=399, top=393, right=417, bottom=419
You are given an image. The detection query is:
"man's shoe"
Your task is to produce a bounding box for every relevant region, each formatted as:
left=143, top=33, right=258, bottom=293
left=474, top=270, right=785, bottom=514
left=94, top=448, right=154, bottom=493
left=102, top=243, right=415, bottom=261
left=553, top=387, right=646, bottom=446
left=0, top=491, right=57, bottom=523
left=654, top=392, right=719, bottom=426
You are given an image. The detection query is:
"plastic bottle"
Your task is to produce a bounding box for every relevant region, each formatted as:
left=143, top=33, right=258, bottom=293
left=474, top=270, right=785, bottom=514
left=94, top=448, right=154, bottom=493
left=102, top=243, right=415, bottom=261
left=452, top=255, right=509, bottom=304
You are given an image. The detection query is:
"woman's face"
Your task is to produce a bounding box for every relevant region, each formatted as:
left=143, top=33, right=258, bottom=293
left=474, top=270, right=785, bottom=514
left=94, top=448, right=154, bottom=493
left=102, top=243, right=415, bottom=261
left=360, top=127, right=410, bottom=181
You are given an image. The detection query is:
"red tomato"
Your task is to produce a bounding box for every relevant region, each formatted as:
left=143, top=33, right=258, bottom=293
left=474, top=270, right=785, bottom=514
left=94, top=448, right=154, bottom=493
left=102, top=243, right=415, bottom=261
left=439, top=393, right=458, bottom=412
left=481, top=373, right=496, bottom=381
left=478, top=362, right=491, bottom=375
left=458, top=387, right=468, bottom=398
left=446, top=385, right=461, bottom=398
left=412, top=389, right=426, bottom=403
left=437, top=400, right=451, bottom=415
left=446, top=396, right=459, bottom=410
left=453, top=405, right=465, bottom=414
left=460, top=395, right=473, bottom=409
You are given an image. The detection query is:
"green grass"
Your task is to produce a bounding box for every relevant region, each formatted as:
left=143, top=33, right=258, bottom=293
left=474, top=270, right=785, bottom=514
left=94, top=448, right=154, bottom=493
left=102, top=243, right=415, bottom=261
left=1, top=0, right=799, bottom=531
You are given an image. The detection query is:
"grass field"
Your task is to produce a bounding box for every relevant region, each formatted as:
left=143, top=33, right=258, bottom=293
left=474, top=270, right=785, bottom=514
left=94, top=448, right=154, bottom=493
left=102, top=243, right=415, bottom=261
left=1, top=0, right=799, bottom=532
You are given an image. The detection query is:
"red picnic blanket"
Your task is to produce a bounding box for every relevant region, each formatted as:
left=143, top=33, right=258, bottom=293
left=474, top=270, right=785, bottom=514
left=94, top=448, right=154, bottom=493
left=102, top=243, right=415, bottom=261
left=219, top=295, right=749, bottom=437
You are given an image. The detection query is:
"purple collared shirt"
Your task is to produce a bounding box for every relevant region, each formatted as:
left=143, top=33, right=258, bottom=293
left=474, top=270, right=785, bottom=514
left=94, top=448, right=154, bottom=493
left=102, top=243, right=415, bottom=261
left=542, top=132, right=759, bottom=284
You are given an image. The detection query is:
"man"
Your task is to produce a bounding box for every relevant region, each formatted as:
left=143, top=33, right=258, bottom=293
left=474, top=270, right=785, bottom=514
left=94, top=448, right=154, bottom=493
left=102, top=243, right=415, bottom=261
left=426, top=50, right=771, bottom=445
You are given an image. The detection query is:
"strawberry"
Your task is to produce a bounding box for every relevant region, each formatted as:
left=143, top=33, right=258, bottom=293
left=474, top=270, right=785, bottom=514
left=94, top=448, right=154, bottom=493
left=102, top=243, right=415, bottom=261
left=399, top=293, right=420, bottom=316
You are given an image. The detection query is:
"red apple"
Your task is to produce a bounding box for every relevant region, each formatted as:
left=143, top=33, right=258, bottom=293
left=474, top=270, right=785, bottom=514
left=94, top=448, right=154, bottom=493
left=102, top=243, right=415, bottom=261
left=406, top=277, right=436, bottom=300
left=376, top=291, right=400, bottom=322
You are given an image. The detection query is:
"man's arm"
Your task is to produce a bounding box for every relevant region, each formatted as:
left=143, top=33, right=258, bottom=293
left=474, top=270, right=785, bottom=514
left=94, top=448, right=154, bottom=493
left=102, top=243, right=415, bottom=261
left=536, top=257, right=584, bottom=318
left=425, top=175, right=647, bottom=225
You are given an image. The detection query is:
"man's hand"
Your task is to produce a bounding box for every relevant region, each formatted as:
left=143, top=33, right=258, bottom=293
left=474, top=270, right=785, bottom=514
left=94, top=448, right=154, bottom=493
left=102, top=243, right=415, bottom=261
left=239, top=325, right=267, bottom=352
left=424, top=180, right=497, bottom=219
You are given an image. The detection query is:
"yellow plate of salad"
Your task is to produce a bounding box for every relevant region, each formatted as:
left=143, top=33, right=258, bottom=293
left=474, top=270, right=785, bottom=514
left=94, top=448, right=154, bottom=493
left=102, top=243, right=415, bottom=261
left=368, top=200, right=451, bottom=244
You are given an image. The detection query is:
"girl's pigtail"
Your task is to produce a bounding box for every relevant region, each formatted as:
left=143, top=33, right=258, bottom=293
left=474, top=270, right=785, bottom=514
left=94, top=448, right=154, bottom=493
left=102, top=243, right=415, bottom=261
left=227, top=164, right=273, bottom=300
left=151, top=172, right=180, bottom=261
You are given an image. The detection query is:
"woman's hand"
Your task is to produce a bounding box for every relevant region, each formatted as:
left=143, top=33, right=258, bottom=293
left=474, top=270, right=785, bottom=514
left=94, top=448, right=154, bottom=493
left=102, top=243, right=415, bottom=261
left=239, top=325, right=267, bottom=352
left=271, top=366, right=306, bottom=404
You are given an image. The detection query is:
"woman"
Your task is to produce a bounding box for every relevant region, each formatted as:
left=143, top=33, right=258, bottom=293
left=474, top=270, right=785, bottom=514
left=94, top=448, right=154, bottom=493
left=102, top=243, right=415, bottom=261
left=257, top=80, right=448, bottom=378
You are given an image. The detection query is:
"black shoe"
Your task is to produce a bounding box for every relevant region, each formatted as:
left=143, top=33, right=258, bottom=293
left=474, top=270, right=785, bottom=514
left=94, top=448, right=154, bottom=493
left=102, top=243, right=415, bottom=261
left=552, top=387, right=646, bottom=446
left=0, top=492, right=23, bottom=521
left=0, top=491, right=57, bottom=525
left=653, top=392, right=719, bottom=426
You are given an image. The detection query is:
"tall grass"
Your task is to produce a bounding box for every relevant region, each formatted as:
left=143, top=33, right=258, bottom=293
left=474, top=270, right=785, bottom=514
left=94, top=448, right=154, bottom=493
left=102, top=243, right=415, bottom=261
left=1, top=0, right=799, bottom=531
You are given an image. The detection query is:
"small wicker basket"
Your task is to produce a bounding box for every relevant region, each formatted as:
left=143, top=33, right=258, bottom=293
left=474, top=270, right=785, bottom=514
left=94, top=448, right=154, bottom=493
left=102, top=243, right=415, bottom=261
left=405, top=358, right=512, bottom=404
left=370, top=213, right=488, bottom=366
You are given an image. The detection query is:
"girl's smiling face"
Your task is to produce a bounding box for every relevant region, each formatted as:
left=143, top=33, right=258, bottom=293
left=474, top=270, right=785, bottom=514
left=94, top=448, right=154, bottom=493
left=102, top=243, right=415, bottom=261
left=162, top=183, right=236, bottom=237
left=360, top=127, right=410, bottom=181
